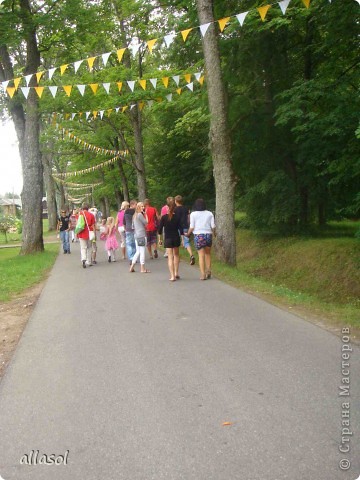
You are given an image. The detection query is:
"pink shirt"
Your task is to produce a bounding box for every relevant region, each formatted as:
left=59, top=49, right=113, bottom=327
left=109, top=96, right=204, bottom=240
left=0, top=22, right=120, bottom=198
left=161, top=205, right=169, bottom=216
left=117, top=210, right=125, bottom=227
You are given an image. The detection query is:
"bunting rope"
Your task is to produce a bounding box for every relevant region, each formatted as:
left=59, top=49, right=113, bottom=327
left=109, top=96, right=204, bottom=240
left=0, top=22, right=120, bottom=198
left=1, top=0, right=345, bottom=94
left=51, top=80, right=205, bottom=123
left=3, top=70, right=204, bottom=99
left=53, top=178, right=102, bottom=187
left=52, top=153, right=126, bottom=178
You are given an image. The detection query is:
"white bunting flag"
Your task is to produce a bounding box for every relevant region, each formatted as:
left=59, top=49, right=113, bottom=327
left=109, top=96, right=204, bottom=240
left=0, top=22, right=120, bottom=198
left=127, top=81, right=135, bottom=92
left=194, top=72, right=202, bottom=82
left=1, top=80, right=9, bottom=90
left=115, top=107, right=120, bottom=113
left=71, top=113, right=76, bottom=120
left=102, top=83, right=111, bottom=94
left=49, top=86, right=58, bottom=98
left=77, top=85, right=86, bottom=96
left=166, top=94, right=173, bottom=102
left=99, top=111, right=104, bottom=119
left=25, top=74, right=32, bottom=86
left=200, top=22, right=211, bottom=37
left=150, top=78, right=158, bottom=89
left=278, top=0, right=291, bottom=14
left=20, top=87, right=30, bottom=98
left=129, top=40, right=141, bottom=57
left=101, top=52, right=111, bottom=66
left=186, top=82, right=194, bottom=92
left=164, top=34, right=176, bottom=48
left=172, top=75, right=180, bottom=86
left=236, top=11, right=249, bottom=26
left=74, top=60, right=83, bottom=73
left=48, top=68, right=56, bottom=79
left=130, top=104, right=136, bottom=110
left=355, top=0, right=360, bottom=5
left=147, top=100, right=154, bottom=108
left=85, top=112, right=90, bottom=120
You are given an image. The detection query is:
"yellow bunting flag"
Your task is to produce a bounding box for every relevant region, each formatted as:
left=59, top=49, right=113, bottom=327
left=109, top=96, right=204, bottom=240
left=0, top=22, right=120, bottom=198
left=89, top=83, right=99, bottom=94
left=13, top=77, right=21, bottom=90
left=107, top=109, right=113, bottom=117
left=93, top=111, right=98, bottom=119
left=65, top=115, right=70, bottom=121
left=122, top=106, right=128, bottom=113
left=63, top=85, right=72, bottom=96
left=218, top=17, right=230, bottom=33
left=176, top=88, right=182, bottom=95
left=139, top=79, right=147, bottom=90
left=6, top=87, right=16, bottom=98
left=138, top=102, right=145, bottom=111
left=181, top=28, right=193, bottom=42
left=199, top=76, right=205, bottom=86
left=184, top=73, right=191, bottom=84
left=117, top=48, right=126, bottom=62
left=117, top=82, right=123, bottom=92
left=36, top=72, right=44, bottom=83
left=147, top=39, right=157, bottom=53
left=302, top=0, right=310, bottom=7
left=87, top=57, right=96, bottom=71
left=258, top=5, right=271, bottom=21
left=35, top=86, right=44, bottom=98
left=60, top=64, right=69, bottom=75
left=162, top=77, right=169, bottom=88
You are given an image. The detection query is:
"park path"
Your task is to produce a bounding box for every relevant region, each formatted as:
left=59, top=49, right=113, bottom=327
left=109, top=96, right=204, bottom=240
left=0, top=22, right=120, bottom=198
left=0, top=242, right=359, bottom=480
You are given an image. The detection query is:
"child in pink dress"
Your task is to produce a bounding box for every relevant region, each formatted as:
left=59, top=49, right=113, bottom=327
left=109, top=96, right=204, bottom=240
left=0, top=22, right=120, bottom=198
left=105, top=217, right=119, bottom=262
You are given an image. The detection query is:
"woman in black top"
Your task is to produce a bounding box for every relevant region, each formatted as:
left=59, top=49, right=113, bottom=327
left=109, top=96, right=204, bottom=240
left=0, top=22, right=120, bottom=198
left=158, top=199, right=183, bottom=282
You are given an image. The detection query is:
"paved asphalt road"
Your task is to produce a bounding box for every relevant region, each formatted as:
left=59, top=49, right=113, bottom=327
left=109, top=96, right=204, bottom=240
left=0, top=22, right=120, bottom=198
left=0, top=242, right=359, bottom=480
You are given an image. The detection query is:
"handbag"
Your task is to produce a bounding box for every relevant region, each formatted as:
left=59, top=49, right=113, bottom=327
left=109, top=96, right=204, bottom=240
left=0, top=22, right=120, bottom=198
left=137, top=236, right=146, bottom=246
left=74, top=214, right=85, bottom=234
left=83, top=211, right=95, bottom=241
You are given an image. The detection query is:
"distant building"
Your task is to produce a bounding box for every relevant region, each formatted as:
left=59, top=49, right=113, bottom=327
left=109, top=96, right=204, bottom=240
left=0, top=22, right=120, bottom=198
left=0, top=198, right=22, bottom=216
left=42, top=197, right=48, bottom=219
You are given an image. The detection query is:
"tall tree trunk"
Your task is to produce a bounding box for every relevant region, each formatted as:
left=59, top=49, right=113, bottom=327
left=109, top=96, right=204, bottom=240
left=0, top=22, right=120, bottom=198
left=196, top=0, right=236, bottom=265
left=114, top=137, right=130, bottom=201
left=130, top=105, right=147, bottom=200
left=42, top=152, right=57, bottom=231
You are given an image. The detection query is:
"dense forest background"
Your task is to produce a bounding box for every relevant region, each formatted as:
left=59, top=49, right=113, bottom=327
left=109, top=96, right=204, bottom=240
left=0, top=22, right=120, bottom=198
left=0, top=0, right=359, bottom=246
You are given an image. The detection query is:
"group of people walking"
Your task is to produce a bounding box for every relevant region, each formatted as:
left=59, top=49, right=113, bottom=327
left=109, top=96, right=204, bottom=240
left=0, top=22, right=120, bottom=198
left=58, top=195, right=216, bottom=281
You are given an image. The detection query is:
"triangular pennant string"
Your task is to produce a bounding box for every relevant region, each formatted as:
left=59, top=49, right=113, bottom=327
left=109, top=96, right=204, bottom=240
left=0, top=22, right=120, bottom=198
left=258, top=5, right=271, bottom=21
left=186, top=82, right=194, bottom=92
left=77, top=85, right=86, bottom=96
left=2, top=81, right=9, bottom=90
left=150, top=78, right=157, bottom=89
left=184, top=74, right=191, bottom=84
left=34, top=86, right=44, bottom=98
left=147, top=39, right=157, bottom=53
left=87, top=57, right=96, bottom=71
left=49, top=86, right=58, bottom=97
left=236, top=11, right=249, bottom=26
left=6, top=87, right=16, bottom=98
left=129, top=42, right=141, bottom=57
left=181, top=28, right=193, bottom=42
left=162, top=77, right=169, bottom=88
left=166, top=94, right=173, bottom=102
left=195, top=72, right=202, bottom=82
left=117, top=48, right=126, bottom=62
left=89, top=83, right=99, bottom=94
left=117, top=82, right=123, bottom=92
left=102, top=83, right=111, bottom=94
left=164, top=34, right=176, bottom=48
left=139, top=79, right=147, bottom=90
left=74, top=60, right=83, bottom=73
left=20, top=87, right=30, bottom=99
left=278, top=0, right=291, bottom=14
left=60, top=64, right=69, bottom=75
left=13, top=78, right=21, bottom=90
left=176, top=88, right=182, bottom=95
left=25, top=74, right=32, bottom=86
left=218, top=17, right=230, bottom=33
left=35, top=72, right=44, bottom=83
left=63, top=85, right=72, bottom=96
left=127, top=80, right=135, bottom=92
left=48, top=68, right=56, bottom=79
left=101, top=52, right=111, bottom=66
left=200, top=22, right=211, bottom=37
left=172, top=75, right=180, bottom=86
left=302, top=0, right=310, bottom=6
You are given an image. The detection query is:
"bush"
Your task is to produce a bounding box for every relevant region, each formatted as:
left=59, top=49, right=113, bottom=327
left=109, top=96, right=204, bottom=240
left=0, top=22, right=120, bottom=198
left=0, top=215, right=18, bottom=243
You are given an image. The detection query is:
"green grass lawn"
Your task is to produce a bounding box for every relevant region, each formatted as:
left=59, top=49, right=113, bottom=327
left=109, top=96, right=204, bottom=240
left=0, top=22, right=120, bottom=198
left=0, top=244, right=59, bottom=302
left=0, top=219, right=55, bottom=245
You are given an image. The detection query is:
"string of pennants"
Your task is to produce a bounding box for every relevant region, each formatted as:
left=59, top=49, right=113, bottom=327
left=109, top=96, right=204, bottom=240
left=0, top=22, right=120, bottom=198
left=52, top=153, right=126, bottom=178
left=54, top=123, right=124, bottom=157
left=0, top=0, right=347, bottom=94
left=53, top=178, right=102, bottom=189
left=51, top=80, right=204, bottom=123
left=3, top=70, right=204, bottom=99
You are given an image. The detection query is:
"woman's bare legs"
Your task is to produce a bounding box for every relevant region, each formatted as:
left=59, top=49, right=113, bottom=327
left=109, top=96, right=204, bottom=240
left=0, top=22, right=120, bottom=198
left=167, top=248, right=175, bottom=280
left=204, top=246, right=212, bottom=278
left=173, top=247, right=180, bottom=278
left=198, top=248, right=206, bottom=279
